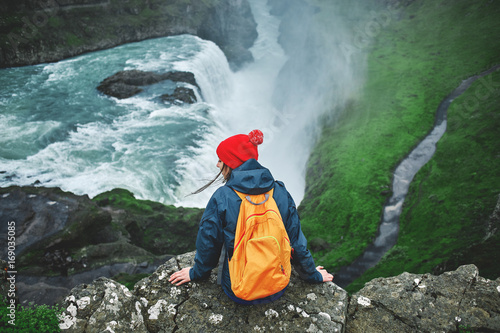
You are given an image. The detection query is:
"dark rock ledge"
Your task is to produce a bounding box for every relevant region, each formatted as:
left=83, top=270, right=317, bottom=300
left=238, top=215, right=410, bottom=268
left=347, top=264, right=500, bottom=333
left=0, top=186, right=203, bottom=306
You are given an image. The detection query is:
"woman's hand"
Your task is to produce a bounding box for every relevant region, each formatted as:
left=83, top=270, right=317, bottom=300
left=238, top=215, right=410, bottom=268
left=316, top=266, right=334, bottom=282
left=169, top=267, right=192, bottom=286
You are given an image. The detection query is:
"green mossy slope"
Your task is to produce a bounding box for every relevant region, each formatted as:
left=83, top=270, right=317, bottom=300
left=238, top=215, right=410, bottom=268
left=299, top=0, right=500, bottom=291
left=347, top=68, right=500, bottom=292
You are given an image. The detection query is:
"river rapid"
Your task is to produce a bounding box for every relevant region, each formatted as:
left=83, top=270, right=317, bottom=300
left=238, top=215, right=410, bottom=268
left=0, top=0, right=301, bottom=208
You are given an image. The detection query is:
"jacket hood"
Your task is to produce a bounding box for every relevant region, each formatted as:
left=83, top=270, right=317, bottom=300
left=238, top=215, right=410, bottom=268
left=225, top=159, right=274, bottom=194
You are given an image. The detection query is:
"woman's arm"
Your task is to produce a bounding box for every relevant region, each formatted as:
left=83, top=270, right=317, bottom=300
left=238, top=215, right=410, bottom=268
left=169, top=192, right=225, bottom=284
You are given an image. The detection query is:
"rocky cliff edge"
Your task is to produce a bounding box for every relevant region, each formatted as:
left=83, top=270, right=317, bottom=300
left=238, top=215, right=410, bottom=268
left=59, top=251, right=347, bottom=332
left=58, top=252, right=499, bottom=333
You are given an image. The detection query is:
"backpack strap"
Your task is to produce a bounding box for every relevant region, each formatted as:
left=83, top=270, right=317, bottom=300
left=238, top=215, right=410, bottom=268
left=245, top=194, right=269, bottom=205
left=233, top=188, right=275, bottom=202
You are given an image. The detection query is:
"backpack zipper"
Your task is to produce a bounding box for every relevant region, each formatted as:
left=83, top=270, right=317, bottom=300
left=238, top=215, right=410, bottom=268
left=249, top=235, right=281, bottom=252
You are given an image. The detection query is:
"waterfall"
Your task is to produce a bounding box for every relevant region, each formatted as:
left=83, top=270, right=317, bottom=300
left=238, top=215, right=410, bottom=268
left=173, top=37, right=234, bottom=106
left=0, top=0, right=362, bottom=209
left=174, top=0, right=291, bottom=206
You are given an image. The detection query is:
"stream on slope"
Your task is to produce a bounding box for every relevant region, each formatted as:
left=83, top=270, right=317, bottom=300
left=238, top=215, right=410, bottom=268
left=334, top=65, right=500, bottom=288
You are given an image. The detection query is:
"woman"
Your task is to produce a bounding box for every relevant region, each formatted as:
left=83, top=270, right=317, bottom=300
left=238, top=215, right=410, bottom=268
left=169, top=129, right=333, bottom=304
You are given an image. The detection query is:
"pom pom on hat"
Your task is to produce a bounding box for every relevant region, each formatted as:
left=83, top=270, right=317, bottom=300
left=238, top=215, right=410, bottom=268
left=249, top=129, right=263, bottom=146
left=216, top=129, right=264, bottom=169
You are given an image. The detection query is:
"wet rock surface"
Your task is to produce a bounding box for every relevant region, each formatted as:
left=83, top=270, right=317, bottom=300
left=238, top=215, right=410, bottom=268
left=0, top=186, right=111, bottom=259
left=161, top=87, right=198, bottom=105
left=0, top=0, right=257, bottom=69
left=0, top=186, right=202, bottom=306
left=97, top=70, right=199, bottom=99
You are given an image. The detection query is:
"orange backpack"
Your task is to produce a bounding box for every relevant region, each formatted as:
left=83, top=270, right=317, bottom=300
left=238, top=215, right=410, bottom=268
left=228, top=188, right=292, bottom=301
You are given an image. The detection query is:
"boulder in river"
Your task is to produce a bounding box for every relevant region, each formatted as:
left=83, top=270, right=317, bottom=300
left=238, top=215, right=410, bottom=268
left=97, top=70, right=199, bottom=99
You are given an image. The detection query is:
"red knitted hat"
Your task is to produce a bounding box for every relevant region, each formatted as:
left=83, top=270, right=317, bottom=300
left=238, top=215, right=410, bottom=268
left=216, top=129, right=264, bottom=169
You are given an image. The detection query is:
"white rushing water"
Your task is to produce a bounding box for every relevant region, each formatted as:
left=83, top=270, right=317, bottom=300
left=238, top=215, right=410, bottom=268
left=0, top=35, right=227, bottom=206
left=173, top=0, right=292, bottom=206
left=0, top=0, right=320, bottom=207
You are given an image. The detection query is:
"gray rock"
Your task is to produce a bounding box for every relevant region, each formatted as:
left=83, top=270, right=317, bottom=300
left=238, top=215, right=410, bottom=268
left=60, top=251, right=348, bottom=332
left=0, top=186, right=201, bottom=307
left=17, top=259, right=169, bottom=306
left=59, top=277, right=149, bottom=332
left=0, top=260, right=11, bottom=301
left=16, top=281, right=70, bottom=307
left=198, top=0, right=257, bottom=71
left=346, top=264, right=500, bottom=333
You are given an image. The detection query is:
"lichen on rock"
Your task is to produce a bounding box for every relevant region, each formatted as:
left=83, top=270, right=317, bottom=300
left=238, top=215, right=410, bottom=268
left=29, top=256, right=500, bottom=332
left=60, top=251, right=348, bottom=332
left=346, top=264, right=500, bottom=333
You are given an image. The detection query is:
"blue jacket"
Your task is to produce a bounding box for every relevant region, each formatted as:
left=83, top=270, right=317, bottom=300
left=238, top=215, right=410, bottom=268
left=189, top=159, right=323, bottom=304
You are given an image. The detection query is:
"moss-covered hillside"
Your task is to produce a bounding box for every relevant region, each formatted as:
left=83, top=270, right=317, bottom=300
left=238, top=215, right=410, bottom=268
left=299, top=0, right=500, bottom=292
